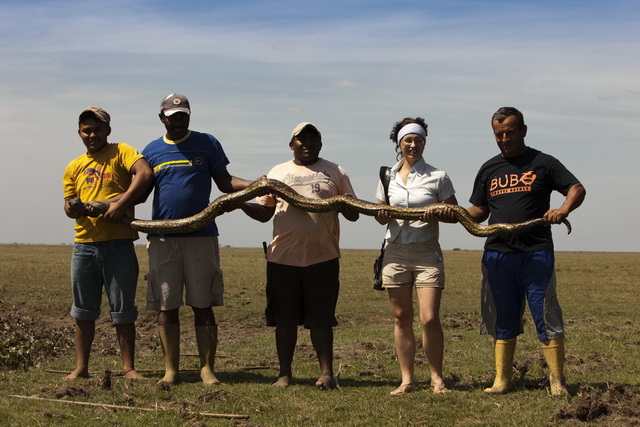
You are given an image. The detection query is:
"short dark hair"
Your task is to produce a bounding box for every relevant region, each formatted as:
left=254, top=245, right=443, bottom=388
left=492, top=107, right=525, bottom=128
left=389, top=117, right=428, bottom=161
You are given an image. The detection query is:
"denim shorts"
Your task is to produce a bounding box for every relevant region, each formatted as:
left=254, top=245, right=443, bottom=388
left=70, top=239, right=139, bottom=324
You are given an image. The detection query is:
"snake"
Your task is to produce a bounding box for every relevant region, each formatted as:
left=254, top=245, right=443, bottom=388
left=114, top=178, right=571, bottom=237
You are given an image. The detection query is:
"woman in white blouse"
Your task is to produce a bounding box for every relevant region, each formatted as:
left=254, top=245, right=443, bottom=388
left=375, top=117, right=458, bottom=396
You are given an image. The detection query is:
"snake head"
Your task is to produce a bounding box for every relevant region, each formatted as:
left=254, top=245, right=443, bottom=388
left=67, top=197, right=87, bottom=216
left=85, top=201, right=109, bottom=217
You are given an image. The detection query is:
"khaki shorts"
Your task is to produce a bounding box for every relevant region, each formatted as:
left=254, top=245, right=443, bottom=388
left=146, top=236, right=224, bottom=311
left=382, top=241, right=445, bottom=289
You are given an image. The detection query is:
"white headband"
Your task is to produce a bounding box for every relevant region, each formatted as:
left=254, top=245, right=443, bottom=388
left=397, top=123, right=426, bottom=143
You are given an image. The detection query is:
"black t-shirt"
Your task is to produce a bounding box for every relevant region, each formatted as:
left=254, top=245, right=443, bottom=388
left=469, top=148, right=579, bottom=252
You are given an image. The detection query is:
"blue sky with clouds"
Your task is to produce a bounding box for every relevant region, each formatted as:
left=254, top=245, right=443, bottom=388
left=1, top=0, right=638, bottom=252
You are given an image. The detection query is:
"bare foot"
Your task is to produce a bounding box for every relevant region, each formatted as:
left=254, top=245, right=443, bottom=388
left=432, top=381, right=450, bottom=394
left=272, top=376, right=291, bottom=387
left=157, top=371, right=180, bottom=385
left=201, top=367, right=221, bottom=386
left=484, top=384, right=510, bottom=394
left=390, top=383, right=416, bottom=396
left=315, top=375, right=336, bottom=390
left=63, top=368, right=89, bottom=381
left=123, top=369, right=145, bottom=380
left=431, top=383, right=451, bottom=394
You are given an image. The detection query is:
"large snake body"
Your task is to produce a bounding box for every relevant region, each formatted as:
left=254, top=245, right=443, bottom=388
left=122, top=178, right=571, bottom=237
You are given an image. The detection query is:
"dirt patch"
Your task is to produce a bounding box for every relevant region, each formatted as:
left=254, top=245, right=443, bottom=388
left=39, top=385, right=92, bottom=399
left=569, top=351, right=621, bottom=371
left=0, top=302, right=162, bottom=371
left=551, top=383, right=640, bottom=425
left=0, top=296, right=274, bottom=374
left=511, top=352, right=546, bottom=382
left=442, top=312, right=479, bottom=331
left=0, top=305, right=73, bottom=370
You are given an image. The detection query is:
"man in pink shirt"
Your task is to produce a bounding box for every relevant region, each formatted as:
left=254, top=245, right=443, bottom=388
left=242, top=122, right=359, bottom=389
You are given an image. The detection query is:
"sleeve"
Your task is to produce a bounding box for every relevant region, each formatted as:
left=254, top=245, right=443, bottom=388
left=438, top=172, right=456, bottom=202
left=469, top=169, right=488, bottom=207
left=208, top=135, right=231, bottom=178
left=548, top=156, right=580, bottom=196
left=117, top=143, right=144, bottom=171
left=375, top=180, right=385, bottom=202
left=338, top=167, right=357, bottom=198
left=62, top=163, right=77, bottom=198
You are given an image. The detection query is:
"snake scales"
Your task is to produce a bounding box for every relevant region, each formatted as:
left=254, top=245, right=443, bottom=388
left=121, top=178, right=571, bottom=237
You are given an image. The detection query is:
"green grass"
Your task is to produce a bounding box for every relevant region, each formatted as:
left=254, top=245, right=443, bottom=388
left=0, top=244, right=639, bottom=426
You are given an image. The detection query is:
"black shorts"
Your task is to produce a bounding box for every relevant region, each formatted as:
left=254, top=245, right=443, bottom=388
left=265, top=258, right=340, bottom=328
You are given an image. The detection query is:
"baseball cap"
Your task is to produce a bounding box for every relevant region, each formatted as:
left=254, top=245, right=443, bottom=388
left=290, top=122, right=321, bottom=140
left=79, top=107, right=110, bottom=124
left=161, top=93, right=191, bottom=116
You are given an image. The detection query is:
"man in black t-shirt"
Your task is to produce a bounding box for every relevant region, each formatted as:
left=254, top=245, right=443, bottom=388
left=467, top=107, right=586, bottom=396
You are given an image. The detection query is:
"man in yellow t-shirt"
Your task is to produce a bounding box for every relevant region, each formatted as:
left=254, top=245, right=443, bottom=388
left=62, top=107, right=153, bottom=380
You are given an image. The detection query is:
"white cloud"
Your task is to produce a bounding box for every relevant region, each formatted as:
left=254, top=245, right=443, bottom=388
left=1, top=0, right=639, bottom=251
left=331, top=80, right=362, bottom=89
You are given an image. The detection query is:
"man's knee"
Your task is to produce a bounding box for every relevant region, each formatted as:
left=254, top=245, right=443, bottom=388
left=192, top=306, right=215, bottom=326
left=158, top=308, right=180, bottom=326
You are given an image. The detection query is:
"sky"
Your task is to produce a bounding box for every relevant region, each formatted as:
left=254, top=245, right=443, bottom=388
left=1, top=0, right=638, bottom=252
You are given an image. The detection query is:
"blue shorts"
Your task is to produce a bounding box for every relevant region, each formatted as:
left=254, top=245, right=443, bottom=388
left=70, top=239, right=139, bottom=324
left=480, top=250, right=564, bottom=341
left=265, top=258, right=340, bottom=329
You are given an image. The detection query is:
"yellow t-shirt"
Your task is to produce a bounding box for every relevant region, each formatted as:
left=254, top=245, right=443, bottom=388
left=63, top=142, right=142, bottom=242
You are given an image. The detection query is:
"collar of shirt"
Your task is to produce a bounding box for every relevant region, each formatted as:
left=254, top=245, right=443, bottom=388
left=390, top=157, right=428, bottom=178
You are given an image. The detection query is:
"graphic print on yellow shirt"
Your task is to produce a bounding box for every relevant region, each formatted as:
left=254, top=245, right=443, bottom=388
left=63, top=143, right=142, bottom=243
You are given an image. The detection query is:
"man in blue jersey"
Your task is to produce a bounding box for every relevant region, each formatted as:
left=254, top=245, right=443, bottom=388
left=467, top=107, right=585, bottom=396
left=142, top=93, right=253, bottom=386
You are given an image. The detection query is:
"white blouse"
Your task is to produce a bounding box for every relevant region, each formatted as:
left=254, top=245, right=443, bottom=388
left=375, top=157, right=455, bottom=244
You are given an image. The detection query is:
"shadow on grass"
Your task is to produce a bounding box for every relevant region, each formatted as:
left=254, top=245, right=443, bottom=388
left=180, top=369, right=399, bottom=389
left=458, top=376, right=640, bottom=398
left=173, top=369, right=276, bottom=385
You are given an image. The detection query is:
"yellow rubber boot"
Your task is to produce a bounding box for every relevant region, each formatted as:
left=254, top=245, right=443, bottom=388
left=158, top=325, right=180, bottom=385
left=195, top=325, right=221, bottom=385
left=541, top=338, right=567, bottom=396
left=484, top=338, right=516, bottom=394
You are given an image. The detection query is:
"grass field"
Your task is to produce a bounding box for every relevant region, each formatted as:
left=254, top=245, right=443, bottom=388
left=0, top=244, right=638, bottom=426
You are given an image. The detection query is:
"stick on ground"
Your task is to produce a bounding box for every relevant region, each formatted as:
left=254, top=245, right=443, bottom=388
left=9, top=395, right=249, bottom=419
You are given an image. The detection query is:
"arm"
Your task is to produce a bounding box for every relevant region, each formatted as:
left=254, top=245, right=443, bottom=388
left=544, top=182, right=586, bottom=224
left=103, top=158, right=154, bottom=222
left=214, top=171, right=267, bottom=214
left=466, top=204, right=490, bottom=224
left=240, top=202, right=276, bottom=223
left=339, top=196, right=359, bottom=222
left=213, top=169, right=253, bottom=193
